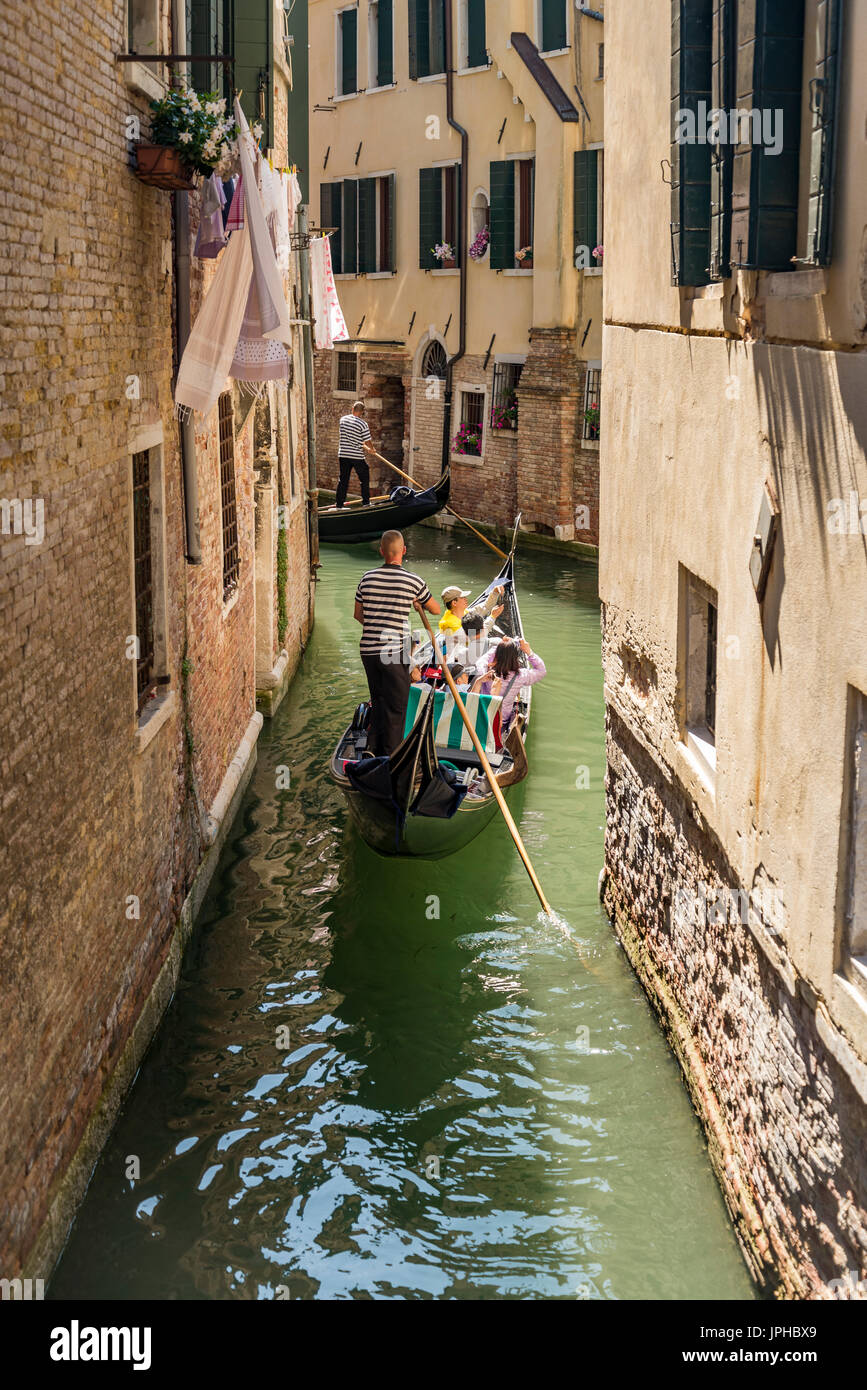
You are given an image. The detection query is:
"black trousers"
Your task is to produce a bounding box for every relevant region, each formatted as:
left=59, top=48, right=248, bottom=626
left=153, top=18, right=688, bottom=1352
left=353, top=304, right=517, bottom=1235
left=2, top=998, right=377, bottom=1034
left=361, top=654, right=411, bottom=757
left=336, top=455, right=370, bottom=508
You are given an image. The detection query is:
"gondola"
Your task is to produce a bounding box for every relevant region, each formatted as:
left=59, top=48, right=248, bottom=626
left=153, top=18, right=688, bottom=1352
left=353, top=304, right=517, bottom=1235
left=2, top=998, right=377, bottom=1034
left=329, top=530, right=532, bottom=860
left=317, top=465, right=450, bottom=545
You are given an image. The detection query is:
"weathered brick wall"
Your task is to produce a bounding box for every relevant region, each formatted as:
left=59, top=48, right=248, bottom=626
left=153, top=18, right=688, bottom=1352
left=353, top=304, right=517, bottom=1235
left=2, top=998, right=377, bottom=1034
left=0, top=0, right=301, bottom=1274
left=601, top=703, right=867, bottom=1298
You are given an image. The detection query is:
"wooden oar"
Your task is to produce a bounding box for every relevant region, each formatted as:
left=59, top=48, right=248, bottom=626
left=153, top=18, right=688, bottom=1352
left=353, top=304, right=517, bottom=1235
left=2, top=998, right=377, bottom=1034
left=370, top=450, right=507, bottom=561
left=416, top=607, right=553, bottom=916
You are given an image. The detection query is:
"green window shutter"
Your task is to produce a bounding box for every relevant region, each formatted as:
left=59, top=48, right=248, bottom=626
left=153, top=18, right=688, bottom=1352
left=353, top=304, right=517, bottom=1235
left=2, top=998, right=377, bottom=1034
left=412, top=0, right=430, bottom=78
left=430, top=0, right=445, bottom=74
left=489, top=160, right=516, bottom=270
left=541, top=0, right=567, bottom=53
left=342, top=180, right=359, bottom=274
left=408, top=0, right=419, bottom=78
left=730, top=0, right=805, bottom=272
left=573, top=149, right=598, bottom=257
left=387, top=173, right=397, bottom=271
left=341, top=8, right=358, bottom=95
left=708, top=0, right=734, bottom=280
left=419, top=167, right=443, bottom=268
left=232, top=0, right=273, bottom=151
left=805, top=0, right=843, bottom=266
left=358, top=177, right=378, bottom=273
left=670, top=0, right=712, bottom=286
left=321, top=184, right=342, bottom=273
left=187, top=0, right=223, bottom=95
left=377, top=0, right=394, bottom=86
left=467, top=0, right=486, bottom=67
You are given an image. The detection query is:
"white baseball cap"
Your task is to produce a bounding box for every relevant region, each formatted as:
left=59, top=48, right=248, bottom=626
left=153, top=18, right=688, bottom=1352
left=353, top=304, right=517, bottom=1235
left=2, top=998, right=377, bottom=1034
left=442, top=585, right=471, bottom=603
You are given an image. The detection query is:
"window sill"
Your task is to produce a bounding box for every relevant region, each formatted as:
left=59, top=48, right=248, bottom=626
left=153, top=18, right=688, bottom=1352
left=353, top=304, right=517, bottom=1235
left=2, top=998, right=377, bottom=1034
left=366, top=270, right=395, bottom=279
left=334, top=273, right=357, bottom=280
left=539, top=47, right=571, bottom=59
left=333, top=389, right=359, bottom=398
left=581, top=437, right=600, bottom=450
left=451, top=453, right=484, bottom=466
left=583, top=266, right=602, bottom=277
left=333, top=91, right=360, bottom=103
left=135, top=688, right=176, bottom=755
left=417, top=72, right=447, bottom=83
left=458, top=64, right=492, bottom=76
left=121, top=58, right=168, bottom=103
left=502, top=268, right=533, bottom=277
left=757, top=268, right=827, bottom=301
left=222, top=586, right=240, bottom=621
left=682, top=726, right=717, bottom=791
left=683, top=282, right=724, bottom=300
left=430, top=268, right=460, bottom=276
left=365, top=83, right=398, bottom=95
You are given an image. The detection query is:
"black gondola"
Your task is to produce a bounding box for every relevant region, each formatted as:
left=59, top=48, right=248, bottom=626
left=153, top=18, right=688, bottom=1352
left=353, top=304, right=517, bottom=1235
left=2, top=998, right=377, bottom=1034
left=329, top=533, right=532, bottom=860
left=317, top=466, right=450, bottom=545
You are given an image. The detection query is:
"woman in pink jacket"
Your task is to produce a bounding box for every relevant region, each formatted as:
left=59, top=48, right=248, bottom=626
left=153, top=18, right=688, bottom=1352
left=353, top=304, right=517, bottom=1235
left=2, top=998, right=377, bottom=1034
left=470, top=637, right=547, bottom=745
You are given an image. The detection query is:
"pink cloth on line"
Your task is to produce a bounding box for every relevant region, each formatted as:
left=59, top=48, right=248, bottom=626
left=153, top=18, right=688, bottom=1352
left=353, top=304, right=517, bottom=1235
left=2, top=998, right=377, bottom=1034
left=310, top=235, right=349, bottom=350
left=226, top=175, right=244, bottom=232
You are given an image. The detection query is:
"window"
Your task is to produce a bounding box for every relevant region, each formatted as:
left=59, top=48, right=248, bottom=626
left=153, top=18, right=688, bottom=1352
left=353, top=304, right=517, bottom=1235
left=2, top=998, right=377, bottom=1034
left=337, top=5, right=358, bottom=96
left=132, top=449, right=155, bottom=712
left=422, top=340, right=448, bottom=379
left=582, top=362, right=600, bottom=442
left=574, top=147, right=603, bottom=266
left=129, top=0, right=159, bottom=55
left=842, top=688, right=867, bottom=975
left=670, top=0, right=713, bottom=287
left=218, top=392, right=240, bottom=600
left=454, top=389, right=485, bottom=457
left=321, top=174, right=396, bottom=274
left=369, top=0, right=394, bottom=88
left=409, top=0, right=446, bottom=79
left=490, top=359, right=524, bottom=431
left=680, top=569, right=718, bottom=780
left=419, top=164, right=462, bottom=268
left=185, top=0, right=224, bottom=96
left=228, top=0, right=273, bottom=149
left=489, top=157, right=535, bottom=269
left=460, top=0, right=488, bottom=69
left=596, top=42, right=604, bottom=79
left=335, top=350, right=359, bottom=394
left=539, top=0, right=568, bottom=53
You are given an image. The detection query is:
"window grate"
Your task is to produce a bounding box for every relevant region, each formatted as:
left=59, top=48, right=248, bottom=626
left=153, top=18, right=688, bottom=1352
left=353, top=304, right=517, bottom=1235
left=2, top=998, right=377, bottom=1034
left=705, top=599, right=718, bottom=736
left=422, top=340, right=448, bottom=379
left=490, top=361, right=523, bottom=430
left=132, top=449, right=155, bottom=711
left=583, top=365, right=601, bottom=441
left=455, top=390, right=484, bottom=456
left=336, top=351, right=358, bottom=393
left=218, top=392, right=240, bottom=599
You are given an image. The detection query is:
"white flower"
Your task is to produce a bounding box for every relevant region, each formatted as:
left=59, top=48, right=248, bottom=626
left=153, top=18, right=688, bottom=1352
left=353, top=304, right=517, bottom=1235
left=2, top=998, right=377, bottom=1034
left=252, top=121, right=263, bottom=141
left=186, top=91, right=201, bottom=110
left=178, top=130, right=193, bottom=144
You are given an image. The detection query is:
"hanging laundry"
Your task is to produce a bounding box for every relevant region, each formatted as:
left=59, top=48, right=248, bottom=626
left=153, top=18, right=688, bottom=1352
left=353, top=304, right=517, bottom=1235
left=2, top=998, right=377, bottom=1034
left=175, top=100, right=292, bottom=417
left=274, top=172, right=291, bottom=272
left=226, top=174, right=244, bottom=233
left=221, top=177, right=237, bottom=231
left=230, top=144, right=291, bottom=392
left=193, top=173, right=227, bottom=259
left=310, top=235, right=349, bottom=351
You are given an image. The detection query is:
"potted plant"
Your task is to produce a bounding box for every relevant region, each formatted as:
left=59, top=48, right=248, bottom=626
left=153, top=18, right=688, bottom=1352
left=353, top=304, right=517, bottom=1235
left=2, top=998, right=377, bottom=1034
left=490, top=391, right=518, bottom=430
left=135, top=86, right=241, bottom=190
left=468, top=225, right=490, bottom=261
left=584, top=402, right=600, bottom=440
left=593, top=244, right=604, bottom=264
left=452, top=422, right=482, bottom=456
left=432, top=241, right=457, bottom=269
left=515, top=244, right=533, bottom=269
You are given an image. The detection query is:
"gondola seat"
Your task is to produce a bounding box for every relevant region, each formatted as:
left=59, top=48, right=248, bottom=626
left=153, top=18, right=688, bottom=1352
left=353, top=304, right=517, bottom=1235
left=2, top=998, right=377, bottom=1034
left=404, top=685, right=502, bottom=754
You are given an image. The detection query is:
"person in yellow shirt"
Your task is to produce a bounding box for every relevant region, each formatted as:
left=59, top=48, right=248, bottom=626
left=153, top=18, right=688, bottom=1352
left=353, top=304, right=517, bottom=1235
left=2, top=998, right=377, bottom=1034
left=438, top=584, right=504, bottom=635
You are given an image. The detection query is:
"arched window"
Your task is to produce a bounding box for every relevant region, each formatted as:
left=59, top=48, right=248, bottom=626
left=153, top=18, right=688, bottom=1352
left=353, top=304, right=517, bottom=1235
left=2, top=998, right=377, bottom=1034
left=421, top=340, right=448, bottom=379
left=469, top=190, right=490, bottom=259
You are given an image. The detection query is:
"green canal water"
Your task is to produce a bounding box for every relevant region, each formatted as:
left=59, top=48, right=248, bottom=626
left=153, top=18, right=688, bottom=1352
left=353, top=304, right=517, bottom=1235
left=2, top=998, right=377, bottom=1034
left=51, top=529, right=755, bottom=1301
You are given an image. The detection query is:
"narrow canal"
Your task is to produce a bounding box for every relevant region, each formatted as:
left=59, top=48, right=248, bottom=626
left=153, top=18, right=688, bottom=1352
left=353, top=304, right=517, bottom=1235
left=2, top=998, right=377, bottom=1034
left=52, top=529, right=755, bottom=1301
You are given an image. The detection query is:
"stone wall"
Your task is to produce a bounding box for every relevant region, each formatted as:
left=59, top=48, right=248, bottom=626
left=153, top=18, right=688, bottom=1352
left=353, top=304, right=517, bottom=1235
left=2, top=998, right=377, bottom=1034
left=601, top=702, right=867, bottom=1298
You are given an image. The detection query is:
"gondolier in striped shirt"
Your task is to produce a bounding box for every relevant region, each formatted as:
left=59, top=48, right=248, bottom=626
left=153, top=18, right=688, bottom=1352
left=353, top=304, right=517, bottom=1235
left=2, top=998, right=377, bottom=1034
left=354, top=530, right=440, bottom=756
left=336, top=401, right=375, bottom=508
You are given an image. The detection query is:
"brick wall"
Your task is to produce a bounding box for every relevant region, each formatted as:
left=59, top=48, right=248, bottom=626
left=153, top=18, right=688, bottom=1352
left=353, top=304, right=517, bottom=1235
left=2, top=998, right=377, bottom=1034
left=601, top=704, right=867, bottom=1297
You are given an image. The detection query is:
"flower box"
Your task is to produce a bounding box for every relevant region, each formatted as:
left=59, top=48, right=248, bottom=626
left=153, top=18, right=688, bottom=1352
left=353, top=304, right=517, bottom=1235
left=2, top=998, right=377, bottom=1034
left=134, top=143, right=196, bottom=191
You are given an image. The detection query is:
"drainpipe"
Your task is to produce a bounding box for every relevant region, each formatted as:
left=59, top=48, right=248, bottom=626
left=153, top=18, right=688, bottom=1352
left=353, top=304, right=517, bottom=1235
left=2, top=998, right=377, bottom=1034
left=171, top=0, right=201, bottom=562
left=442, top=0, right=469, bottom=477
left=298, top=205, right=320, bottom=577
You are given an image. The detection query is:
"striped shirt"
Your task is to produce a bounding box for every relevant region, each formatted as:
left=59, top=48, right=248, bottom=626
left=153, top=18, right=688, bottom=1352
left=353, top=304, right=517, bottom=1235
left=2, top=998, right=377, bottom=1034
left=339, top=414, right=372, bottom=460
left=356, top=565, right=432, bottom=659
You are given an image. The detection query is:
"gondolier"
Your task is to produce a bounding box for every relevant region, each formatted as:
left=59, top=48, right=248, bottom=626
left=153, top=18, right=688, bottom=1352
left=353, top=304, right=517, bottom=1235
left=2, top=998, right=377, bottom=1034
left=354, top=529, right=441, bottom=756
left=336, top=401, right=376, bottom=508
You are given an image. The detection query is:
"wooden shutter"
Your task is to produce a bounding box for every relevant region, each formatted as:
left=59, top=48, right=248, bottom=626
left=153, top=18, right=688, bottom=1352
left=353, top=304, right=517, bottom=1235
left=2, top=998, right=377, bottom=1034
left=321, top=183, right=342, bottom=273
left=377, top=0, right=394, bottom=86
left=708, top=0, right=734, bottom=280
left=467, top=0, right=486, bottom=67
left=341, top=8, right=358, bottom=95
left=804, top=0, right=843, bottom=266
left=379, top=173, right=396, bottom=271
left=411, top=0, right=430, bottom=78
left=358, top=177, right=378, bottom=273
left=670, top=0, right=712, bottom=286
left=489, top=159, right=516, bottom=269
left=232, top=0, right=272, bottom=150
left=730, top=0, right=805, bottom=272
left=188, top=0, right=223, bottom=95
left=573, top=149, right=598, bottom=257
left=541, top=0, right=567, bottom=53
left=408, top=0, right=420, bottom=78
left=342, top=179, right=358, bottom=274
left=419, top=166, right=443, bottom=268
left=430, top=0, right=445, bottom=74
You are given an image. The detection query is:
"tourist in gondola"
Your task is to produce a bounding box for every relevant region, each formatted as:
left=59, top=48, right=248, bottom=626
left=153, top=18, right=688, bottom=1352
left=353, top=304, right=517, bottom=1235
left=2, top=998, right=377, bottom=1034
left=471, top=637, right=547, bottom=745
left=354, top=529, right=440, bottom=756
left=438, top=583, right=505, bottom=637
left=335, top=400, right=376, bottom=508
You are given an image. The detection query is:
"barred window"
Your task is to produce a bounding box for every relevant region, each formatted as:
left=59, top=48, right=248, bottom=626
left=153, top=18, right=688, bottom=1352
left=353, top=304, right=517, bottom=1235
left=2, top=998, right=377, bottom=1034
left=453, top=389, right=484, bottom=457
left=583, top=363, right=601, bottom=442
left=132, top=449, right=155, bottom=711
left=218, top=392, right=240, bottom=599
left=490, top=360, right=523, bottom=431
left=336, top=351, right=358, bottom=393
left=705, top=599, right=718, bottom=737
